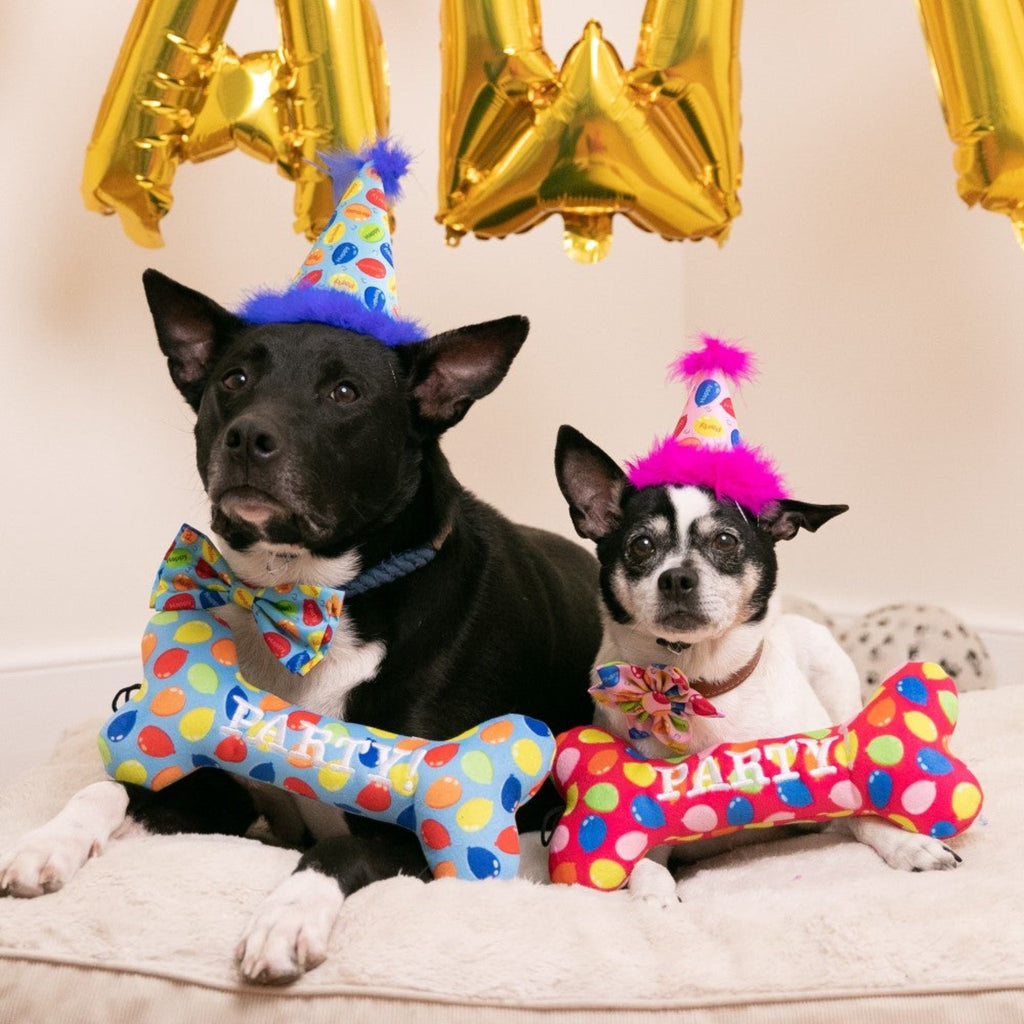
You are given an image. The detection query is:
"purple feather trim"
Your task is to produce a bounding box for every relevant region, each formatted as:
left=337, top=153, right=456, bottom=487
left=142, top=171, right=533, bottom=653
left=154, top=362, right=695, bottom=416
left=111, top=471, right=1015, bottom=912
left=672, top=336, right=756, bottom=383
left=238, top=288, right=428, bottom=345
left=626, top=439, right=789, bottom=515
left=319, top=137, right=413, bottom=204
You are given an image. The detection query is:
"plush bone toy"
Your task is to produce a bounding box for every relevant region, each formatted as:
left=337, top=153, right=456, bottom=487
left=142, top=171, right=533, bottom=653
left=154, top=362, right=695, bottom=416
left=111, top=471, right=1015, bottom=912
left=99, top=525, right=555, bottom=881
left=548, top=661, right=983, bottom=890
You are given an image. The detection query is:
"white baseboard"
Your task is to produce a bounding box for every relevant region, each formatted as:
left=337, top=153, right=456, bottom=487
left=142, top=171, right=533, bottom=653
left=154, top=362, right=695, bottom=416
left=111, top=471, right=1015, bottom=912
left=982, top=627, right=1024, bottom=686
left=2, top=656, right=138, bottom=784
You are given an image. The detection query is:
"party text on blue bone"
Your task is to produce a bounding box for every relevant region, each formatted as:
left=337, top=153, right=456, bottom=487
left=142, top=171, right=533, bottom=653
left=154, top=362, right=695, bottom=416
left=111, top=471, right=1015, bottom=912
left=224, top=697, right=427, bottom=793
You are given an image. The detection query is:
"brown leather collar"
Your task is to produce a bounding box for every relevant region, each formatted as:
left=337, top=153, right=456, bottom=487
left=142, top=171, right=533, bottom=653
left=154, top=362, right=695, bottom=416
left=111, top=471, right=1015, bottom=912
left=687, top=642, right=764, bottom=700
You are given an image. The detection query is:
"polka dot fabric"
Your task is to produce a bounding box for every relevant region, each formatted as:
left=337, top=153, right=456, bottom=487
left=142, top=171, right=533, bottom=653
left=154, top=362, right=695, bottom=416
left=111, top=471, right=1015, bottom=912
left=549, top=662, right=983, bottom=891
left=294, top=160, right=400, bottom=319
left=589, top=661, right=722, bottom=750
left=671, top=366, right=741, bottom=451
left=99, top=526, right=555, bottom=881
left=149, top=524, right=345, bottom=677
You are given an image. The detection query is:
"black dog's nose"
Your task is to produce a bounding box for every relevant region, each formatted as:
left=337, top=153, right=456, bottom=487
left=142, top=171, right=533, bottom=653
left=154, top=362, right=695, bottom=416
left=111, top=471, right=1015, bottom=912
left=658, top=566, right=698, bottom=597
left=225, top=417, right=280, bottom=462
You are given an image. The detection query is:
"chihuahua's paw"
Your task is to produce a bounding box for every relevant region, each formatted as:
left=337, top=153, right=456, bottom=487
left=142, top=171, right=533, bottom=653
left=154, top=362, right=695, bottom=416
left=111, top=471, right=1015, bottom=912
left=878, top=833, right=961, bottom=872
left=849, top=819, right=961, bottom=872
left=236, top=869, right=342, bottom=984
left=627, top=857, right=680, bottom=906
left=0, top=781, right=129, bottom=897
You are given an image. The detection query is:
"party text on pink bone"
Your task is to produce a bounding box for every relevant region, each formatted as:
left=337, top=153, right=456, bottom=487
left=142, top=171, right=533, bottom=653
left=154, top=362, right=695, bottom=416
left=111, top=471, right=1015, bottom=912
left=225, top=697, right=427, bottom=794
left=653, top=733, right=841, bottom=801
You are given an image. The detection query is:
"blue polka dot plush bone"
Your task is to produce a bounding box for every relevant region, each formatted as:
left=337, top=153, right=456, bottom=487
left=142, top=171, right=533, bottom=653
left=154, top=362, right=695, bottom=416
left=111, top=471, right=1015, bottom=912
left=99, top=525, right=556, bottom=880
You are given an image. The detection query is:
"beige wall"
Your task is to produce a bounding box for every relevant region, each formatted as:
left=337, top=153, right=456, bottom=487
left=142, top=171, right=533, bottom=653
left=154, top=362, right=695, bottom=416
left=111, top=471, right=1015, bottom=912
left=683, top=2, right=1024, bottom=630
left=1, top=0, right=1021, bottom=682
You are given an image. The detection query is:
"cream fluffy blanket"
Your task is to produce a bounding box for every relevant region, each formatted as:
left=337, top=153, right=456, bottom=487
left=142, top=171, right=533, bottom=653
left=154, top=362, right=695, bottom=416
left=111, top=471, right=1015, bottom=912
left=1, top=688, right=1022, bottom=1019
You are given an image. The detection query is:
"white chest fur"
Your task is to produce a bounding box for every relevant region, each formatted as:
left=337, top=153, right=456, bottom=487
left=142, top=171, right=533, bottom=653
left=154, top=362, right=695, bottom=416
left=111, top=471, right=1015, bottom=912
left=594, top=605, right=855, bottom=761
left=216, top=604, right=385, bottom=720
left=214, top=536, right=385, bottom=718
left=214, top=538, right=386, bottom=841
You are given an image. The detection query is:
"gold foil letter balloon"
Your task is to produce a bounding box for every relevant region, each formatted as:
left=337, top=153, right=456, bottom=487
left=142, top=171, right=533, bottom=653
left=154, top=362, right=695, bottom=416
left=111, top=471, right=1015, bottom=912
left=917, top=0, right=1024, bottom=246
left=437, top=0, right=743, bottom=262
left=82, top=0, right=389, bottom=247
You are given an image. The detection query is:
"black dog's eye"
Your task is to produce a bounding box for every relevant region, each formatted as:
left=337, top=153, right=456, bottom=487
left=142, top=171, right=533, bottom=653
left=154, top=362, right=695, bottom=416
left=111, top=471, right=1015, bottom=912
left=221, top=369, right=247, bottom=391
left=627, top=534, right=655, bottom=561
left=712, top=531, right=739, bottom=552
left=330, top=382, right=359, bottom=404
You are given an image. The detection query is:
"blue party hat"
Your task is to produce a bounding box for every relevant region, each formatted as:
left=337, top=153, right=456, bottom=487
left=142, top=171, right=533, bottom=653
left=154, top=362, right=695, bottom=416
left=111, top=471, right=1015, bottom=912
left=238, top=138, right=427, bottom=345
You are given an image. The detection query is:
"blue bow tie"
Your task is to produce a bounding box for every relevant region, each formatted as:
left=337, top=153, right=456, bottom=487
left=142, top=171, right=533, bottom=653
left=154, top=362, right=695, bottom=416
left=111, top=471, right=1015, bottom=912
left=150, top=524, right=345, bottom=676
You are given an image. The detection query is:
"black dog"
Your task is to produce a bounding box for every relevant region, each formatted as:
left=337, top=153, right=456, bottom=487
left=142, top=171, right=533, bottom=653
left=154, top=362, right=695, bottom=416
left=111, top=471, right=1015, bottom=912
left=0, top=270, right=601, bottom=982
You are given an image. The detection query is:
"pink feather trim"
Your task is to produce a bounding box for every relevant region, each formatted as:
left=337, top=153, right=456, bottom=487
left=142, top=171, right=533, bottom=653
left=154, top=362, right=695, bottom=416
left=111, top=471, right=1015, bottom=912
left=672, top=336, right=755, bottom=383
left=626, top=439, right=789, bottom=515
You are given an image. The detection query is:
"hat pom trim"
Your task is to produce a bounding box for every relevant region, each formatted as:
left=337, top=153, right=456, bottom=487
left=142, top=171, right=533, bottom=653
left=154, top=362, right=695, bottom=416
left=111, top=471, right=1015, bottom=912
left=672, top=336, right=756, bottom=384
left=319, top=137, right=413, bottom=204
left=238, top=288, right=428, bottom=346
left=626, top=439, right=789, bottom=515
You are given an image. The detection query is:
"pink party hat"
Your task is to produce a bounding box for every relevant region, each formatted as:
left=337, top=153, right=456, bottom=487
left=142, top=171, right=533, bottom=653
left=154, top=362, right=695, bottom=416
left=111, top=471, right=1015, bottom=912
left=238, top=138, right=427, bottom=346
left=626, top=337, right=789, bottom=514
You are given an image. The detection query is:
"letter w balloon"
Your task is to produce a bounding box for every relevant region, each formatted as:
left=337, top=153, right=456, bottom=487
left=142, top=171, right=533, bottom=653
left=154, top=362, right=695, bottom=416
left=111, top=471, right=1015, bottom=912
left=82, top=0, right=389, bottom=247
left=437, top=0, right=744, bottom=263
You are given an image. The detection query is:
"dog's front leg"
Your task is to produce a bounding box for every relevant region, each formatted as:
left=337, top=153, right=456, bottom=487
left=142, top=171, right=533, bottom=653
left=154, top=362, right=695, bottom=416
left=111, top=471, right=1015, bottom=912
left=236, top=825, right=428, bottom=984
left=0, top=780, right=129, bottom=897
left=626, top=845, right=679, bottom=905
left=236, top=865, right=346, bottom=985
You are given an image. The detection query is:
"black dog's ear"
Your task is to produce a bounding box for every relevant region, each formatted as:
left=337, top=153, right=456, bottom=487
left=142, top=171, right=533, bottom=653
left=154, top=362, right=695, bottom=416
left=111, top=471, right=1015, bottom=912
left=759, top=499, right=849, bottom=542
left=555, top=425, right=628, bottom=542
left=142, top=269, right=244, bottom=411
left=397, top=315, right=530, bottom=432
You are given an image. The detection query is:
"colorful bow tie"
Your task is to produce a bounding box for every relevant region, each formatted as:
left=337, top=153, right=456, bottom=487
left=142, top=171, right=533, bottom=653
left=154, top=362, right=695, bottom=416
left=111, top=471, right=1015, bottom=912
left=590, top=662, right=723, bottom=752
left=151, top=525, right=344, bottom=676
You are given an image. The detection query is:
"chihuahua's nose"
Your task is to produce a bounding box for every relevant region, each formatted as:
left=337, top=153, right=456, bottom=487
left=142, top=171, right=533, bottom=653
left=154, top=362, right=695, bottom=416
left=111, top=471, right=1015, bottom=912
left=224, top=417, right=280, bottom=462
left=658, top=566, right=698, bottom=597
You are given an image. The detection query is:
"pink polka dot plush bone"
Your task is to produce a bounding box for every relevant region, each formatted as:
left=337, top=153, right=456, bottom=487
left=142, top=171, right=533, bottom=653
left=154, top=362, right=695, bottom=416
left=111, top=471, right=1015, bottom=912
left=548, top=661, right=983, bottom=890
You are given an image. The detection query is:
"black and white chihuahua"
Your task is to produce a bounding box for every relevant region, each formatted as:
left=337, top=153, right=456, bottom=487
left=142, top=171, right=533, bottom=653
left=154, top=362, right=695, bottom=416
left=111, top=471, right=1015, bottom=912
left=554, top=425, right=961, bottom=900
left=0, top=271, right=602, bottom=982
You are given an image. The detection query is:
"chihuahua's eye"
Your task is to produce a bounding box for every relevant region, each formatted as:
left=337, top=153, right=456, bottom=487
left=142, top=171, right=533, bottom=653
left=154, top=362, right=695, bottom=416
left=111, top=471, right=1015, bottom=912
left=330, top=382, right=359, bottom=404
left=712, top=531, right=739, bottom=552
left=221, top=369, right=247, bottom=391
left=627, top=535, right=655, bottom=561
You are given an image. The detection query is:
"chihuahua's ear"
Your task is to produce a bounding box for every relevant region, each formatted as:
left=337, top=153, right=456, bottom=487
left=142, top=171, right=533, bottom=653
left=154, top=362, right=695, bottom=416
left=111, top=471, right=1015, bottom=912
left=396, top=315, right=529, bottom=433
left=759, top=499, right=849, bottom=542
left=555, top=425, right=629, bottom=542
left=143, top=269, right=245, bottom=411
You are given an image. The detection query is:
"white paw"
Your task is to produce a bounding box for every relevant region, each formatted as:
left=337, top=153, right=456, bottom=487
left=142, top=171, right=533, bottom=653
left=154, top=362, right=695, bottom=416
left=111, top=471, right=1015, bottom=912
left=850, top=819, right=961, bottom=872
left=236, top=869, right=343, bottom=984
left=516, top=831, right=551, bottom=884
left=0, top=782, right=129, bottom=898
left=876, top=832, right=961, bottom=872
left=0, top=831, right=93, bottom=897
left=627, top=857, right=679, bottom=906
